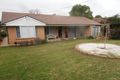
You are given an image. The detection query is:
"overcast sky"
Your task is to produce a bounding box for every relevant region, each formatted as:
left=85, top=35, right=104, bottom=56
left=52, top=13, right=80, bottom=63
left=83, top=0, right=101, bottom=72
left=0, top=0, right=120, bottom=20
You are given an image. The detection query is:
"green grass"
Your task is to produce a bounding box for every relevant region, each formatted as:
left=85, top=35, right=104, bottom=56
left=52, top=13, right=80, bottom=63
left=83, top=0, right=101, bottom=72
left=0, top=39, right=120, bottom=80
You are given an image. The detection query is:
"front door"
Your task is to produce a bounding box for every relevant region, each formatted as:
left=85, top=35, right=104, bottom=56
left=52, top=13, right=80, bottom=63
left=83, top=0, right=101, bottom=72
left=58, top=27, right=62, bottom=38
left=58, top=27, right=68, bottom=38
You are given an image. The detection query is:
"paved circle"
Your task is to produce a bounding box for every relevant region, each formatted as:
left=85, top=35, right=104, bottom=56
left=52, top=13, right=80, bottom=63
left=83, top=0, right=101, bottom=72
left=75, top=43, right=120, bottom=58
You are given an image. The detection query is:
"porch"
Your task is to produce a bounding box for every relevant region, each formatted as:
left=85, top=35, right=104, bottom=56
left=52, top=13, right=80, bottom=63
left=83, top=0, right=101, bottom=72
left=45, top=26, right=90, bottom=41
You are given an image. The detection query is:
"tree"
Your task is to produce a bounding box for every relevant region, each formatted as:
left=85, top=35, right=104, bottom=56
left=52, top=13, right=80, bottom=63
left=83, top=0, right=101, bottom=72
left=107, top=14, right=120, bottom=23
left=69, top=4, right=93, bottom=19
left=0, top=21, right=7, bottom=40
left=0, top=21, right=2, bottom=28
left=29, top=9, right=41, bottom=14
left=95, top=15, right=102, bottom=18
left=107, top=14, right=120, bottom=39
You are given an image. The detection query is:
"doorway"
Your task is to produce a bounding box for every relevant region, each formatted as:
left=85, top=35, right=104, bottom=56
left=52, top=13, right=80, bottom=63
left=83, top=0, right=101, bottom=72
left=58, top=27, right=62, bottom=38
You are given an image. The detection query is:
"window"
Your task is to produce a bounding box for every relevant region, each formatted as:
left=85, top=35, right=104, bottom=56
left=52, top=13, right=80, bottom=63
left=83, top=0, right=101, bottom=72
left=92, top=26, right=100, bottom=38
left=45, top=26, right=50, bottom=35
left=68, top=26, right=76, bottom=38
left=45, top=27, right=55, bottom=35
left=16, top=26, right=36, bottom=38
left=16, top=27, right=20, bottom=38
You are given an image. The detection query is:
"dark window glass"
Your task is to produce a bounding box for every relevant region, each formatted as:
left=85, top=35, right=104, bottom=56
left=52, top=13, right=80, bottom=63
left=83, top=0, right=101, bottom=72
left=45, top=26, right=49, bottom=35
left=16, top=27, right=20, bottom=38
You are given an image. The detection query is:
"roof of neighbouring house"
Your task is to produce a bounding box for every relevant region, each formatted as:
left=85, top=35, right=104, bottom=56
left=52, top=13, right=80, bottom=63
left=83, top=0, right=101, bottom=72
left=94, top=18, right=107, bottom=24
left=2, top=12, right=100, bottom=25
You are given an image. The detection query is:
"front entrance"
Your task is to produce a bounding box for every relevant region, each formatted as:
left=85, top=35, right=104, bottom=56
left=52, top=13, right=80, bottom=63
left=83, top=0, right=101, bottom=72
left=58, top=27, right=62, bottom=38
left=58, top=27, right=68, bottom=38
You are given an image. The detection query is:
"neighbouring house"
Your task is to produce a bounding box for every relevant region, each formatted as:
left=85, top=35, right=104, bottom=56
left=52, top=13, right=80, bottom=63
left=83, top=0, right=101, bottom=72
left=94, top=18, right=107, bottom=24
left=94, top=17, right=120, bottom=39
left=1, top=12, right=101, bottom=45
left=94, top=18, right=109, bottom=38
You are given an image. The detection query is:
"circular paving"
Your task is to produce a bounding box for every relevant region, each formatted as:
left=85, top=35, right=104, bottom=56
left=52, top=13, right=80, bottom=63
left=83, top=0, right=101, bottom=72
left=75, top=43, right=120, bottom=58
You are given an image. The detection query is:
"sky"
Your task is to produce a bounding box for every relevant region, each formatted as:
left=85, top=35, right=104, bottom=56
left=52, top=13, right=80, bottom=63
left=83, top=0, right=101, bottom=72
left=0, top=0, right=120, bottom=20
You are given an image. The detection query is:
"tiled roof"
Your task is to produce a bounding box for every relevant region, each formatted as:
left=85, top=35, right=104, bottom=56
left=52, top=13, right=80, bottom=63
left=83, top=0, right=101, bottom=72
left=2, top=12, right=100, bottom=26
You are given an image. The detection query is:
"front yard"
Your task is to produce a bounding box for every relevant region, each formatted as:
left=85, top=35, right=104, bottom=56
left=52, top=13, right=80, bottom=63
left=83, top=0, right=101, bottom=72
left=0, top=39, right=120, bottom=80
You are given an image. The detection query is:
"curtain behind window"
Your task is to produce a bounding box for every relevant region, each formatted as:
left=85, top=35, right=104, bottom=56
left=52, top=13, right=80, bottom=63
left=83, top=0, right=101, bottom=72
left=20, top=26, right=36, bottom=38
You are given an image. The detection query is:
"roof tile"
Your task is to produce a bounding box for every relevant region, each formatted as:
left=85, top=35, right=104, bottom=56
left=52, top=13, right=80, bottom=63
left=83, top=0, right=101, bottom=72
left=2, top=12, right=100, bottom=25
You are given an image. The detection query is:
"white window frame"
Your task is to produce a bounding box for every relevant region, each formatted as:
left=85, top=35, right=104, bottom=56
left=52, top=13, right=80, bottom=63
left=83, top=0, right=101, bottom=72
left=19, top=26, right=36, bottom=38
left=92, top=26, right=100, bottom=38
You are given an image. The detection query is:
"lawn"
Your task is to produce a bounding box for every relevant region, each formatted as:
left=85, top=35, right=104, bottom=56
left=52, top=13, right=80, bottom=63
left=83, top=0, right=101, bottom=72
left=0, top=39, right=120, bottom=80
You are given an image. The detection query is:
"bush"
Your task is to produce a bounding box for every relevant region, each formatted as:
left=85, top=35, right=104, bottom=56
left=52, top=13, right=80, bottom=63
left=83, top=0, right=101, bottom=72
left=35, top=38, right=47, bottom=44
left=86, top=36, right=94, bottom=39
left=110, top=29, right=120, bottom=39
left=0, top=30, right=7, bottom=40
left=40, top=40, right=47, bottom=44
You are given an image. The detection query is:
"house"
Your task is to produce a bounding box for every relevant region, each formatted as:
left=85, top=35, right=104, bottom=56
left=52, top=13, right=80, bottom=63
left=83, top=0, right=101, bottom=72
left=94, top=17, right=120, bottom=39
left=94, top=18, right=108, bottom=37
left=94, top=18, right=107, bottom=24
left=1, top=12, right=101, bottom=45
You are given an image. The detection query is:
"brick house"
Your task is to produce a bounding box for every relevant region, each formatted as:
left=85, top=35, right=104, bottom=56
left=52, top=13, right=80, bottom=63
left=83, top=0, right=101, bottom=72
left=1, top=12, right=101, bottom=45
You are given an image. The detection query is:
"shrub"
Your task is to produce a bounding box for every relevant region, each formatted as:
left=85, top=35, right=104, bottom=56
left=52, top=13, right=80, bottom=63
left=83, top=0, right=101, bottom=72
left=110, top=29, right=120, bottom=39
left=0, top=29, right=7, bottom=40
left=35, top=38, right=47, bottom=44
left=86, top=36, right=94, bottom=39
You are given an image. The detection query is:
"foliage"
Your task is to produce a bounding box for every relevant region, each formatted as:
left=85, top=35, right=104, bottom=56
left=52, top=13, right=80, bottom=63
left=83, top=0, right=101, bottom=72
left=0, top=28, right=7, bottom=40
left=35, top=38, right=47, bottom=44
left=107, top=14, right=120, bottom=39
left=0, top=39, right=120, bottom=80
left=86, top=36, right=94, bottom=39
left=107, top=14, right=120, bottom=23
left=69, top=4, right=93, bottom=19
left=29, top=9, right=41, bottom=14
left=95, top=15, right=102, bottom=18
left=110, top=29, right=120, bottom=39
left=0, top=22, right=7, bottom=40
